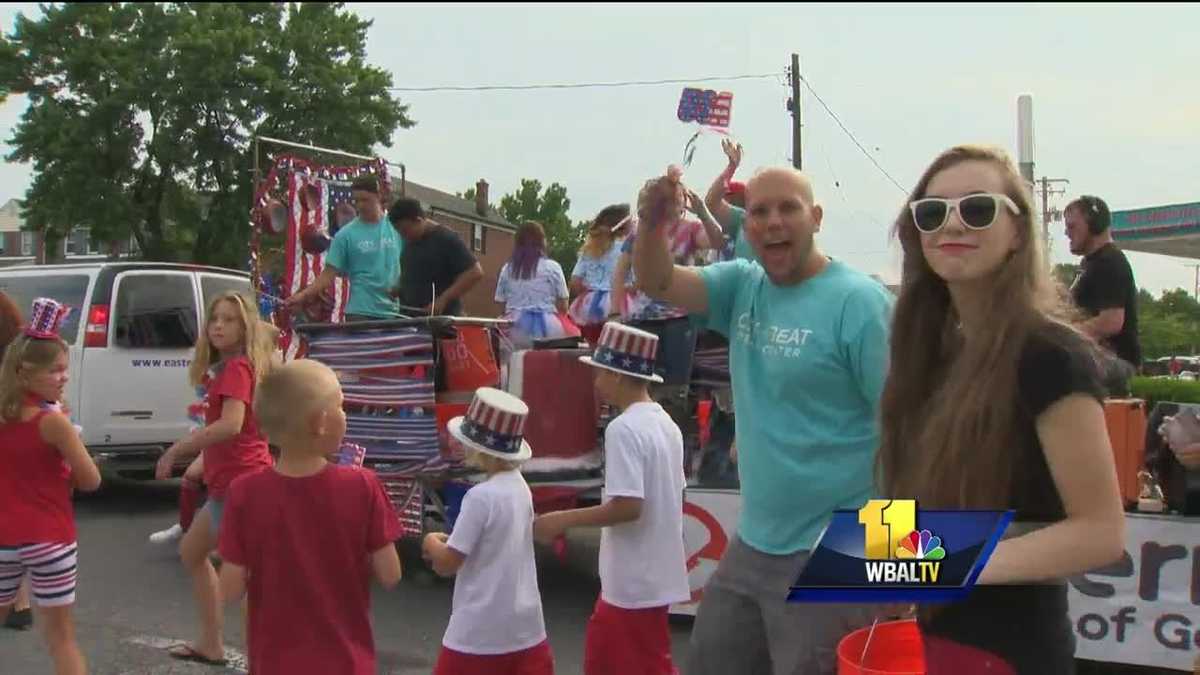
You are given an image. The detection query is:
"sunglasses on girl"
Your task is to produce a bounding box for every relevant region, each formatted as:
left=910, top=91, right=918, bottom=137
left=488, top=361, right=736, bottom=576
left=909, top=193, right=1020, bottom=233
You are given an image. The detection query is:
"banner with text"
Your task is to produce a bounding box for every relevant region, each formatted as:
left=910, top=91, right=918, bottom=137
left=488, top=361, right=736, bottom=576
left=1068, top=514, right=1200, bottom=671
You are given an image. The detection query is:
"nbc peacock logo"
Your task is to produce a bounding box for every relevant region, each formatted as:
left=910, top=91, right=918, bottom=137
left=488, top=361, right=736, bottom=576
left=895, top=530, right=946, bottom=561
left=859, top=500, right=945, bottom=584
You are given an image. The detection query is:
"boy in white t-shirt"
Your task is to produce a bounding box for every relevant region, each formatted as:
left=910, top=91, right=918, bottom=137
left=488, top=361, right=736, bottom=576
left=534, top=322, right=688, bottom=675
left=422, top=387, right=554, bottom=675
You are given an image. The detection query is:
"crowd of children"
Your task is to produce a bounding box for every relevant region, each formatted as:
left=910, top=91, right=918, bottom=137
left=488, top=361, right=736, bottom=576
left=0, top=281, right=692, bottom=675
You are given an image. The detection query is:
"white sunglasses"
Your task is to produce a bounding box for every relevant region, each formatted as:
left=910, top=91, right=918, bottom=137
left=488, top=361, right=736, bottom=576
left=909, top=193, right=1020, bottom=233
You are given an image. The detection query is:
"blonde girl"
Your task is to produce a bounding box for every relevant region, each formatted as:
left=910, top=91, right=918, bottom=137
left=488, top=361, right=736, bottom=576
left=0, top=303, right=102, bottom=675
left=155, top=291, right=279, bottom=666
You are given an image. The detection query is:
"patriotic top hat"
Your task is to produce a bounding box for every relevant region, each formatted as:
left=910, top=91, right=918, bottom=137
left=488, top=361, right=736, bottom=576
left=25, top=298, right=69, bottom=339
left=447, top=387, right=533, bottom=461
left=579, top=321, right=663, bottom=383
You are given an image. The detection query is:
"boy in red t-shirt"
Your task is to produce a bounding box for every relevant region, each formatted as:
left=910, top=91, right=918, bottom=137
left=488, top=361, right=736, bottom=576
left=217, top=359, right=403, bottom=675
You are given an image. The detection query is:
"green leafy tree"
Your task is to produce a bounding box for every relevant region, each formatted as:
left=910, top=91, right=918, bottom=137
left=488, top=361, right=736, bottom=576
left=466, top=179, right=586, bottom=274
left=1052, top=263, right=1079, bottom=288
left=1137, top=287, right=1200, bottom=359
left=2, top=2, right=413, bottom=266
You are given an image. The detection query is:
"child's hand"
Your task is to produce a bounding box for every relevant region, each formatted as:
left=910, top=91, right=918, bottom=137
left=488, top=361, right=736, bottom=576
left=533, top=513, right=566, bottom=545
left=154, top=446, right=179, bottom=481
left=421, top=532, right=448, bottom=560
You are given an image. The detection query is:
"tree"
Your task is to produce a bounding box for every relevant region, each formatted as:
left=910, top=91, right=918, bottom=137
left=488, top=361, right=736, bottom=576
left=1052, top=263, right=1079, bottom=288
left=1137, top=287, right=1200, bottom=359
left=2, top=3, right=413, bottom=266
left=465, top=179, right=586, bottom=274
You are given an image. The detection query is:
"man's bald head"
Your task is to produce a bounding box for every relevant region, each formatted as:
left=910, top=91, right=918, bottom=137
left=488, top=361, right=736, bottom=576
left=741, top=166, right=825, bottom=286
left=745, top=167, right=816, bottom=207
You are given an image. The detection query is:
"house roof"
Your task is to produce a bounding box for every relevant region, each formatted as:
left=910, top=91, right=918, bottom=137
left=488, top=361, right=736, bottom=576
left=399, top=180, right=515, bottom=232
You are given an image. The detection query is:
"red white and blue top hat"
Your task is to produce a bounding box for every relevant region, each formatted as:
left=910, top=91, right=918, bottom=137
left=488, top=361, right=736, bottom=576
left=579, top=321, right=663, bottom=383
left=447, top=387, right=533, bottom=461
left=25, top=298, right=69, bottom=340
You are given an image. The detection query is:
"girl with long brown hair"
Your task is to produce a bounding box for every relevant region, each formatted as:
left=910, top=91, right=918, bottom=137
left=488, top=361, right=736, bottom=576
left=0, top=291, right=35, bottom=632
left=494, top=221, right=581, bottom=349
left=877, top=145, right=1125, bottom=673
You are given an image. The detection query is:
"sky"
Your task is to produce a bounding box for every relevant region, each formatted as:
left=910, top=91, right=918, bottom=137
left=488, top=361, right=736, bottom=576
left=2, top=2, right=1199, bottom=295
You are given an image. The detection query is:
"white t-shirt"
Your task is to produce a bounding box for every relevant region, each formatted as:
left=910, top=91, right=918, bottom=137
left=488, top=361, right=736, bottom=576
left=598, top=401, right=690, bottom=609
left=444, top=470, right=547, bottom=654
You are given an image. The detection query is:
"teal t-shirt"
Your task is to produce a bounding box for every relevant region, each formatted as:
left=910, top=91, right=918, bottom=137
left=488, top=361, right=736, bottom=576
left=697, top=258, right=893, bottom=554
left=324, top=217, right=403, bottom=318
left=725, top=206, right=759, bottom=263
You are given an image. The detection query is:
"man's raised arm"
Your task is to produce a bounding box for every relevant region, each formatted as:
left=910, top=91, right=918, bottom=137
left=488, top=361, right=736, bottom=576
left=632, top=178, right=710, bottom=316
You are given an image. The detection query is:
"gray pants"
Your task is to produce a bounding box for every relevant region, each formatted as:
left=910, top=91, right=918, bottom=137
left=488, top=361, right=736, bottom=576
left=686, top=536, right=879, bottom=675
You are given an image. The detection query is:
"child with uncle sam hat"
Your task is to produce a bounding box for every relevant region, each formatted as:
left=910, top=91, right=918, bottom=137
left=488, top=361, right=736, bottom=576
left=423, top=387, right=554, bottom=675
left=0, top=297, right=102, bottom=672
left=534, top=321, right=688, bottom=675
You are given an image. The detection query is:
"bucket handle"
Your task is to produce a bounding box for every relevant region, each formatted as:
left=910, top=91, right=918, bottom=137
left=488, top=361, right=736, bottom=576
left=859, top=618, right=880, bottom=667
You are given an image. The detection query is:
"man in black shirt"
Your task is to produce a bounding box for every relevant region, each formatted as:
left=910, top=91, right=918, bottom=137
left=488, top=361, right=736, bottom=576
left=1066, top=195, right=1142, bottom=395
left=387, top=197, right=483, bottom=316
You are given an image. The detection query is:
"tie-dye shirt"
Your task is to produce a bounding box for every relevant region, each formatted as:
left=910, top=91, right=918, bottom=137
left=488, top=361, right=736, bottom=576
left=620, top=217, right=706, bottom=321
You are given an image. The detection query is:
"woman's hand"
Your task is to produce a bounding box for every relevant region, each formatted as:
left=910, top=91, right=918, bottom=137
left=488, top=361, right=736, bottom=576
left=722, top=138, right=743, bottom=169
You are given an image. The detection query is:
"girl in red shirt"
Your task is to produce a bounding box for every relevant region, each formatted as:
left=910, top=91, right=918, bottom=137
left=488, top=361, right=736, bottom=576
left=0, top=300, right=102, bottom=675
left=154, top=291, right=279, bottom=667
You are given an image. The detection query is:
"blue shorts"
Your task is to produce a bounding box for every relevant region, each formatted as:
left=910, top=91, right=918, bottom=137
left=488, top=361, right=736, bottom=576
left=203, top=499, right=225, bottom=536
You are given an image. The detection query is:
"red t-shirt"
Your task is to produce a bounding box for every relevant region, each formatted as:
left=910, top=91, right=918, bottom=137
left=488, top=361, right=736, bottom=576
left=218, top=464, right=403, bottom=675
left=201, top=356, right=272, bottom=499
left=0, top=411, right=75, bottom=545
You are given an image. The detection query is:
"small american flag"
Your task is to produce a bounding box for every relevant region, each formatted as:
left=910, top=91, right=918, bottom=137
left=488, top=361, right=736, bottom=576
left=326, top=181, right=355, bottom=237
left=677, top=88, right=734, bottom=128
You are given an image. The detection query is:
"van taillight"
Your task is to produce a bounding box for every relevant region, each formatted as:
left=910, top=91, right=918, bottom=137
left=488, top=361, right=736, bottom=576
left=84, top=305, right=109, bottom=348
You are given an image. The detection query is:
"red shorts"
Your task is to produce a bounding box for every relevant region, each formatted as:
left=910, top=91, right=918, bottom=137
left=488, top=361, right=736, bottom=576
left=433, top=640, right=554, bottom=675
left=583, top=597, right=677, bottom=675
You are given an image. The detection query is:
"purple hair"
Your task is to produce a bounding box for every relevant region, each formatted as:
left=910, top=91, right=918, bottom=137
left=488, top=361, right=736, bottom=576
left=509, top=222, right=547, bottom=280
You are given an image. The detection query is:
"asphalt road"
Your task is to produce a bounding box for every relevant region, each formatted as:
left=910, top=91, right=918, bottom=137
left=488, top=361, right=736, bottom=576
left=1, top=480, right=693, bottom=674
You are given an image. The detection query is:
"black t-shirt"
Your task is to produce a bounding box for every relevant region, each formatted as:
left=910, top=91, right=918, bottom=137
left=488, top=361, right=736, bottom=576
left=397, top=224, right=477, bottom=316
left=921, top=324, right=1105, bottom=674
left=1071, top=243, right=1141, bottom=366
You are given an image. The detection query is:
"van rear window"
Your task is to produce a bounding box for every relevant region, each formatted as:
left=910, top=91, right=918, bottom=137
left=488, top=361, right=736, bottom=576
left=0, top=274, right=89, bottom=343
left=114, top=274, right=197, bottom=349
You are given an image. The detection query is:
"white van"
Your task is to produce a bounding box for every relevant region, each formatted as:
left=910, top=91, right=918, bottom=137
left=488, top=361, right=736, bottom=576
left=0, top=263, right=251, bottom=480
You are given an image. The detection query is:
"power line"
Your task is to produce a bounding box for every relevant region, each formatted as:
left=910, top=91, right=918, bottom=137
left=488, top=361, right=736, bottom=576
left=387, top=73, right=782, bottom=92
left=798, top=75, right=909, bottom=196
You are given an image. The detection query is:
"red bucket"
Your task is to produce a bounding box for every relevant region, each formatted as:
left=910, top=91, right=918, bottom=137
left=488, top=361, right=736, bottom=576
left=837, top=619, right=925, bottom=675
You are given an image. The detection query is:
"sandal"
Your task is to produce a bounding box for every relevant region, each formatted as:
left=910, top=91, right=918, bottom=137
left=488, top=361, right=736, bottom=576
left=167, top=643, right=228, bottom=667
left=4, top=607, right=33, bottom=631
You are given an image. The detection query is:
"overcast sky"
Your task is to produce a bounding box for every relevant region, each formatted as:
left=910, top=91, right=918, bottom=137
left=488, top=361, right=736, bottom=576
left=3, top=3, right=1198, bottom=295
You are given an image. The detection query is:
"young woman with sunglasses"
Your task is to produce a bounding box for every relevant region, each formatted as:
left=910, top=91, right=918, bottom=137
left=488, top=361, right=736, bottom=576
left=876, top=145, right=1125, bottom=674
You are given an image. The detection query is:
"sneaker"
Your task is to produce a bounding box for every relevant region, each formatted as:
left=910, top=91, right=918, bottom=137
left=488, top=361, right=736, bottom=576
left=4, top=608, right=32, bottom=631
left=149, top=523, right=183, bottom=544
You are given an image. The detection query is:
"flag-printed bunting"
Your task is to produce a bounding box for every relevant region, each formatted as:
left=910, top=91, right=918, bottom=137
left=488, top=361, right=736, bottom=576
left=280, top=171, right=351, bottom=360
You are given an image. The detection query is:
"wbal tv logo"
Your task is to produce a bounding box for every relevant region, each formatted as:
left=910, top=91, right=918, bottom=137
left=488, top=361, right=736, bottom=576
left=788, top=499, right=1013, bottom=603
left=859, top=499, right=945, bottom=585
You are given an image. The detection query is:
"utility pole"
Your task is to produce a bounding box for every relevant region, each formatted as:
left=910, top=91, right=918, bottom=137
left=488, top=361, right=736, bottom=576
left=1039, top=176, right=1070, bottom=259
left=788, top=53, right=802, bottom=170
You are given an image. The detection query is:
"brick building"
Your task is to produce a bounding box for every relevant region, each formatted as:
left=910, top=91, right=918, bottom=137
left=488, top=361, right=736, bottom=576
left=400, top=179, right=516, bottom=317
left=0, top=198, right=139, bottom=266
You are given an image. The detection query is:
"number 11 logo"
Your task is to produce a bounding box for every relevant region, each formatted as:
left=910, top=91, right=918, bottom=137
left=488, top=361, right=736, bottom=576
left=858, top=499, right=916, bottom=561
